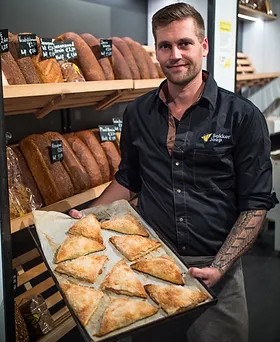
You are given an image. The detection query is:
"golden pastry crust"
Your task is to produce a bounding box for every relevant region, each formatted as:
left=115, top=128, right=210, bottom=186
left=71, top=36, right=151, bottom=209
left=55, top=255, right=108, bottom=283
left=96, top=297, right=158, bottom=336
left=101, top=260, right=147, bottom=298
left=131, top=256, right=184, bottom=285
left=60, top=283, right=103, bottom=326
left=144, top=284, right=209, bottom=315
left=109, top=235, right=161, bottom=261
left=68, top=214, right=103, bottom=244
left=101, top=214, right=149, bottom=237
left=55, top=235, right=105, bottom=263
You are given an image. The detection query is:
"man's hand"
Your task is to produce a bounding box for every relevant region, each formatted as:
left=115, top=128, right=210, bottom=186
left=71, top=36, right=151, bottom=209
left=188, top=267, right=223, bottom=287
left=68, top=209, right=84, bottom=219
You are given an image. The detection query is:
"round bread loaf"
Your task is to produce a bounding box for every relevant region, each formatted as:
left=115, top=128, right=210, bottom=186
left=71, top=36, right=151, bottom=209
left=101, top=142, right=121, bottom=179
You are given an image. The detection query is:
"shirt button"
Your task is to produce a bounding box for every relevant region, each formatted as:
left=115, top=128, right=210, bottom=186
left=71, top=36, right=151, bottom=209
left=177, top=189, right=181, bottom=193
left=182, top=246, right=186, bottom=251
left=175, top=162, right=179, bottom=166
left=179, top=218, right=184, bottom=222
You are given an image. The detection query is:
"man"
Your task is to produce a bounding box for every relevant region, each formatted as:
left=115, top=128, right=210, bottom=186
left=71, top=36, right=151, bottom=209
left=70, top=3, right=277, bottom=342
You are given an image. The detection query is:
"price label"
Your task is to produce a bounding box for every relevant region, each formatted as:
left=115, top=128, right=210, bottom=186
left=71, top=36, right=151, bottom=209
left=18, top=34, right=38, bottom=57
left=100, top=39, right=112, bottom=58
left=99, top=125, right=116, bottom=142
left=54, top=40, right=77, bottom=61
left=0, top=29, right=9, bottom=53
left=40, top=38, right=55, bottom=59
left=51, top=140, right=63, bottom=163
left=112, top=117, right=123, bottom=132
left=13, top=269, right=17, bottom=291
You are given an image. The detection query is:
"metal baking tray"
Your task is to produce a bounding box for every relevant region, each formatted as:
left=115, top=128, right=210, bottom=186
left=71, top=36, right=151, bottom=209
left=30, top=200, right=217, bottom=341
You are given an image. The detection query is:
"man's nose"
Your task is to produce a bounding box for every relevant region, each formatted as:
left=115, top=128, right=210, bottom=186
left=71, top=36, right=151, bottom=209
left=170, top=46, right=181, bottom=60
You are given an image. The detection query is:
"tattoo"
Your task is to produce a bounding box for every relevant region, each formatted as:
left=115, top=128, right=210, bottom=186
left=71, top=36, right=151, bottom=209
left=211, top=209, right=266, bottom=274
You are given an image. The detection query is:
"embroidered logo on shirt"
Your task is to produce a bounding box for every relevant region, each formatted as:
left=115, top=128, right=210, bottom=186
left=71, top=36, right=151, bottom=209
left=201, top=133, right=231, bottom=144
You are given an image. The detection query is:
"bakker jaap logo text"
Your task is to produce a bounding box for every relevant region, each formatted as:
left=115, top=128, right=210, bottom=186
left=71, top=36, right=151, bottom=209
left=201, top=133, right=230, bottom=144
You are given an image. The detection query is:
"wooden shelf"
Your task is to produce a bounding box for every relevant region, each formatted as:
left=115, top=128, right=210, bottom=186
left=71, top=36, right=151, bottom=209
left=3, top=79, right=165, bottom=118
left=239, top=4, right=277, bottom=21
left=236, top=72, right=280, bottom=91
left=11, top=182, right=110, bottom=234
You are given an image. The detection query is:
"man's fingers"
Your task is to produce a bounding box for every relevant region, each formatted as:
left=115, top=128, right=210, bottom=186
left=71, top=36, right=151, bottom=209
left=68, top=209, right=83, bottom=219
left=188, top=267, right=209, bottom=280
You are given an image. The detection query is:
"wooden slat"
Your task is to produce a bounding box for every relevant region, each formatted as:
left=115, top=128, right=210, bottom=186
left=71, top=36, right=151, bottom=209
left=237, top=66, right=255, bottom=73
left=17, top=263, right=47, bottom=287
left=38, top=316, right=75, bottom=342
left=52, top=306, right=69, bottom=323
left=45, top=291, right=63, bottom=309
left=236, top=72, right=280, bottom=81
left=13, top=248, right=40, bottom=268
left=237, top=52, right=247, bottom=59
left=237, top=59, right=250, bottom=66
left=134, top=79, right=165, bottom=90
left=15, top=277, right=55, bottom=305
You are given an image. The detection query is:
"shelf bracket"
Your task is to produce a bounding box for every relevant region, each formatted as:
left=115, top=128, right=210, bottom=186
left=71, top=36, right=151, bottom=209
left=94, top=89, right=132, bottom=111
left=34, top=94, right=66, bottom=119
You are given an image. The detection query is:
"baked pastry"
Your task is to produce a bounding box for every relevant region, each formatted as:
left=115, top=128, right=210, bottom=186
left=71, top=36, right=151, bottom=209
left=101, top=214, right=148, bottom=237
left=101, top=260, right=147, bottom=298
left=55, top=235, right=105, bottom=263
left=68, top=214, right=103, bottom=244
left=144, top=284, right=209, bottom=315
left=97, top=297, right=158, bottom=336
left=60, top=283, right=103, bottom=326
left=55, top=255, right=108, bottom=283
left=109, top=235, right=161, bottom=261
left=131, top=256, right=184, bottom=285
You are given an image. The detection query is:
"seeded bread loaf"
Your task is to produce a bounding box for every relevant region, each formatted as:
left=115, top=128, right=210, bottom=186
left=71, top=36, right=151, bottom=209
left=80, top=33, right=115, bottom=81
left=101, top=142, right=121, bottom=179
left=75, top=130, right=110, bottom=183
left=44, top=132, right=91, bottom=194
left=1, top=52, right=26, bottom=85
left=55, top=32, right=105, bottom=81
left=20, top=134, right=75, bottom=205
left=66, top=135, right=103, bottom=188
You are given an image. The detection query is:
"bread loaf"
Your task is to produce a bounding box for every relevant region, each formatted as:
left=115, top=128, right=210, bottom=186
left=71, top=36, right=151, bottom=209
left=20, top=134, right=75, bottom=205
left=55, top=32, right=105, bottom=81
left=59, top=61, right=85, bottom=82
left=66, top=135, right=103, bottom=188
left=122, top=37, right=150, bottom=79
left=9, top=35, right=42, bottom=84
left=111, top=37, right=140, bottom=79
left=156, top=63, right=165, bottom=78
left=1, top=52, right=26, bottom=85
left=111, top=44, right=132, bottom=79
left=44, top=132, right=91, bottom=194
left=12, top=146, right=44, bottom=209
left=75, top=130, right=110, bottom=183
left=1, top=70, right=9, bottom=86
left=80, top=33, right=115, bottom=81
left=144, top=51, right=159, bottom=79
left=101, top=142, right=121, bottom=179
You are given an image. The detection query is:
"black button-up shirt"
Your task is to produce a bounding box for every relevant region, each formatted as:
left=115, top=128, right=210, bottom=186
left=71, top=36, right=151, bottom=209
left=115, top=72, right=277, bottom=256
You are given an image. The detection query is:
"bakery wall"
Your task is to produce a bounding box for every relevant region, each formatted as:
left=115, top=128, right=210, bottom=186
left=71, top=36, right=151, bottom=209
left=1, top=0, right=148, bottom=144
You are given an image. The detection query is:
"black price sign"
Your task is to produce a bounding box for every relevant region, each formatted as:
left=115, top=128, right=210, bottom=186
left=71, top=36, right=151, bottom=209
left=99, top=125, right=116, bottom=142
left=100, top=39, right=112, bottom=58
left=112, top=117, right=123, bottom=132
left=18, top=34, right=38, bottom=57
left=0, top=29, right=9, bottom=53
left=13, top=269, right=17, bottom=292
left=51, top=140, right=63, bottom=163
left=54, top=40, right=77, bottom=61
left=40, top=38, right=55, bottom=59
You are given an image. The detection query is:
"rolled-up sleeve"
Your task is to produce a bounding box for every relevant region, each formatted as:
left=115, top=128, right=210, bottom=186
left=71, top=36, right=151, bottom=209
left=114, top=106, right=142, bottom=193
left=234, top=106, right=278, bottom=212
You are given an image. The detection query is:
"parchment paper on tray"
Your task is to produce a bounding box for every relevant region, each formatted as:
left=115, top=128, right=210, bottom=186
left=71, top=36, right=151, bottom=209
left=32, top=199, right=214, bottom=341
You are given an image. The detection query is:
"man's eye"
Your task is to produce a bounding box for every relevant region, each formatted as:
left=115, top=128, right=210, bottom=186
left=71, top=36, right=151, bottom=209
left=179, top=42, right=190, bottom=48
left=159, top=44, right=170, bottom=50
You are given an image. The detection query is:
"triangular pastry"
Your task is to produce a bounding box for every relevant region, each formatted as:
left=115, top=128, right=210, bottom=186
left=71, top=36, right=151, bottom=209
left=101, top=260, right=147, bottom=298
left=55, top=255, right=108, bottom=283
left=101, top=214, right=148, bottom=237
left=60, top=283, right=103, bottom=326
left=131, top=256, right=184, bottom=285
left=68, top=214, right=103, bottom=244
left=55, top=235, right=105, bottom=263
left=144, top=284, right=209, bottom=315
left=109, top=235, right=161, bottom=261
left=97, top=297, right=158, bottom=336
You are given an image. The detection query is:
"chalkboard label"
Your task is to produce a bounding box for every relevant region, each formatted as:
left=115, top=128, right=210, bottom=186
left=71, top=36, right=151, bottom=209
left=40, top=38, right=55, bottom=59
left=13, top=269, right=17, bottom=291
left=51, top=140, right=63, bottom=163
left=100, top=39, right=112, bottom=58
left=54, top=40, right=77, bottom=61
left=99, top=125, right=116, bottom=142
left=112, top=117, right=123, bottom=132
left=0, top=29, right=9, bottom=53
left=18, top=34, right=38, bottom=57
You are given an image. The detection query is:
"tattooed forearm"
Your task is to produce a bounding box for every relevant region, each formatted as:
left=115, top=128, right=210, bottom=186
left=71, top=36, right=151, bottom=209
left=211, top=209, right=266, bottom=274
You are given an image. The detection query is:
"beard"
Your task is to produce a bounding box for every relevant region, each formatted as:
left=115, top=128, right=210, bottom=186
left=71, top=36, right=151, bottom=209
left=162, top=62, right=202, bottom=86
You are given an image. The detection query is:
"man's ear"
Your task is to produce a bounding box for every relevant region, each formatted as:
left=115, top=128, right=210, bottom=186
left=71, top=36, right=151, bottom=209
left=202, top=37, right=209, bottom=57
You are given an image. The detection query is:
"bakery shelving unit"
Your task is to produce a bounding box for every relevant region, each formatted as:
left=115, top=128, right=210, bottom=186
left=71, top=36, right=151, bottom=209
left=5, top=77, right=164, bottom=341
left=239, top=4, right=277, bottom=21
